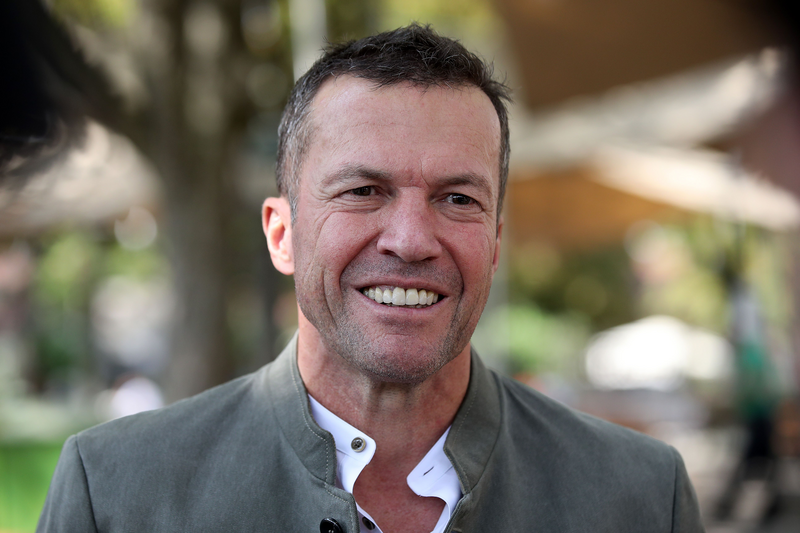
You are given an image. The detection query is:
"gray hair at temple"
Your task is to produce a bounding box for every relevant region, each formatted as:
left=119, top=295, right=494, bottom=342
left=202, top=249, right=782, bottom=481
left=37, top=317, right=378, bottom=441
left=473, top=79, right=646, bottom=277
left=275, top=23, right=512, bottom=224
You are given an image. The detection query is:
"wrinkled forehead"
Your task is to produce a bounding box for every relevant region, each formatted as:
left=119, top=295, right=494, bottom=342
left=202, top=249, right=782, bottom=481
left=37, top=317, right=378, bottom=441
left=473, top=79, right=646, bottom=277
left=309, top=75, right=500, bottom=127
left=302, top=76, right=503, bottom=184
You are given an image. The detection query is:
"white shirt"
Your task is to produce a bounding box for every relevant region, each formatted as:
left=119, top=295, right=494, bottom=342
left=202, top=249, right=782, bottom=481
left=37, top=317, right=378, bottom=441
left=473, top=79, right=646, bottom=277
left=308, top=395, right=462, bottom=533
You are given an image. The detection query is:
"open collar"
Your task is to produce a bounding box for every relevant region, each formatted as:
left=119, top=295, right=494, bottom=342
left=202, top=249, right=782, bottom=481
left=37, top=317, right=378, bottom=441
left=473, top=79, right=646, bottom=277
left=264, top=335, right=502, bottom=496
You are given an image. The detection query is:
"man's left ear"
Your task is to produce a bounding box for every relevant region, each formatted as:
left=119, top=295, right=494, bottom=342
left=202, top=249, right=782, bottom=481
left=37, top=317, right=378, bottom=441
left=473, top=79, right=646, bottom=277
left=262, top=196, right=294, bottom=275
left=492, top=216, right=503, bottom=275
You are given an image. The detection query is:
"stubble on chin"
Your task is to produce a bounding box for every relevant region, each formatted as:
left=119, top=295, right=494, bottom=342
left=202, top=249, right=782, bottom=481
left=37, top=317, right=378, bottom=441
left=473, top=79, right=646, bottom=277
left=334, top=325, right=467, bottom=384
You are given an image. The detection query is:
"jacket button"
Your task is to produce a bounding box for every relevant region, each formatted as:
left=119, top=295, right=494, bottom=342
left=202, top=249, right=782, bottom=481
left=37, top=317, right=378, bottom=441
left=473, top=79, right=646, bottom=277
left=320, top=518, right=344, bottom=533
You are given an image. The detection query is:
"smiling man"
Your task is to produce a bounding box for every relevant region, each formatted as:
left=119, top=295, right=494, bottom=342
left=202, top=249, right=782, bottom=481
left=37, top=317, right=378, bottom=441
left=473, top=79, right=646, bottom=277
left=38, top=25, right=705, bottom=533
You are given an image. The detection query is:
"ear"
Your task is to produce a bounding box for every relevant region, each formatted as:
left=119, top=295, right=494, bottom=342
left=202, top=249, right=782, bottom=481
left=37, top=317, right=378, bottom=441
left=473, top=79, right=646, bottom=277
left=262, top=197, right=294, bottom=275
left=492, top=215, right=503, bottom=275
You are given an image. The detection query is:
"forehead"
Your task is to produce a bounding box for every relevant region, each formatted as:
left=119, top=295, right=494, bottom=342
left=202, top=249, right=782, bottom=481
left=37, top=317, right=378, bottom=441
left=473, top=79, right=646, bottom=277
left=302, top=76, right=502, bottom=190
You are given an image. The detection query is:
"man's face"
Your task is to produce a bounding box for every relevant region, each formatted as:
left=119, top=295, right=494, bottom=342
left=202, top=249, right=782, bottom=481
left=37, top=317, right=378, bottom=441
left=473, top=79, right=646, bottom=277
left=289, top=76, right=502, bottom=383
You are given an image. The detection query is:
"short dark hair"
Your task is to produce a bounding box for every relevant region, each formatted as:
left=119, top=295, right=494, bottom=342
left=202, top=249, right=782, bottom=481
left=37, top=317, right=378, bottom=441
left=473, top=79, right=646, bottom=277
left=276, top=23, right=512, bottom=221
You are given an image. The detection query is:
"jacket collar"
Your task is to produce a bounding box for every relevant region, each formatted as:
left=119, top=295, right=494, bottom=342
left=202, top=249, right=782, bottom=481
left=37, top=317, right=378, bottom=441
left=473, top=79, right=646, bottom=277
left=444, top=347, right=501, bottom=494
left=264, top=335, right=501, bottom=495
left=264, top=334, right=338, bottom=485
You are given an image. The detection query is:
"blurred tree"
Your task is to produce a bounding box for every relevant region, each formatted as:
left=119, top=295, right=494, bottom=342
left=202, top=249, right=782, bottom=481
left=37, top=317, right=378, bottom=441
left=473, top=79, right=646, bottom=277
left=31, top=232, right=104, bottom=391
left=31, top=0, right=297, bottom=401
left=8, top=0, right=497, bottom=402
left=325, top=0, right=375, bottom=42
left=380, top=0, right=499, bottom=39
left=509, top=243, right=638, bottom=333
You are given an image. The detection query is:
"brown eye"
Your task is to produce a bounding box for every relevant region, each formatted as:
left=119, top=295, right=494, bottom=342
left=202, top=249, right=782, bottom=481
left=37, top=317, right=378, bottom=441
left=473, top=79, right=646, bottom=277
left=448, top=194, right=474, bottom=205
left=351, top=186, right=373, bottom=196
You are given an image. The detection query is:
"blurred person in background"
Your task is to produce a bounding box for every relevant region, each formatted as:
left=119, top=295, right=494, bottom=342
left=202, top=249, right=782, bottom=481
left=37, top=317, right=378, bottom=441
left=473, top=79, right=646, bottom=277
left=715, top=266, right=782, bottom=522
left=37, top=25, right=704, bottom=533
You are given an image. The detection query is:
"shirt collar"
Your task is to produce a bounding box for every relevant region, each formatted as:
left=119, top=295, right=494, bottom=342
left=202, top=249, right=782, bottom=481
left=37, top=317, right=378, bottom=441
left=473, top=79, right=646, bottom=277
left=308, top=395, right=462, bottom=532
left=264, top=335, right=502, bottom=497
left=308, top=394, right=375, bottom=493
left=406, top=428, right=462, bottom=533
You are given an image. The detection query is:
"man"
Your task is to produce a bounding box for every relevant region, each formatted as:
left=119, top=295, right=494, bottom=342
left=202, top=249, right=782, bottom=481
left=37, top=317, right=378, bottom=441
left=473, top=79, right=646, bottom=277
left=38, top=25, right=704, bottom=533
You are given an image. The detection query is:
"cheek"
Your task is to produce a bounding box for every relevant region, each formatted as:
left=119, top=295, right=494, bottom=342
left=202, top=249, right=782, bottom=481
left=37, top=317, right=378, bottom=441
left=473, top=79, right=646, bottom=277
left=300, top=214, right=378, bottom=277
left=446, top=228, right=498, bottom=282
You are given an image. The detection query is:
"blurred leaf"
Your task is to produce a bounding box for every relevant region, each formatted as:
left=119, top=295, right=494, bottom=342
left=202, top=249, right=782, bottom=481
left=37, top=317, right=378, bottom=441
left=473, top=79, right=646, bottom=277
left=476, top=304, right=589, bottom=376
left=34, top=232, right=101, bottom=310
left=380, top=0, right=500, bottom=38
left=102, top=244, right=168, bottom=281
left=51, top=0, right=135, bottom=29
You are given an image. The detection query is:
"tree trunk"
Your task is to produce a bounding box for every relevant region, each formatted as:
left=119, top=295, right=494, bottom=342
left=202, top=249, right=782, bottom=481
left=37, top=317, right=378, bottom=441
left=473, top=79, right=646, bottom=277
left=161, top=163, right=233, bottom=401
left=150, top=0, right=236, bottom=401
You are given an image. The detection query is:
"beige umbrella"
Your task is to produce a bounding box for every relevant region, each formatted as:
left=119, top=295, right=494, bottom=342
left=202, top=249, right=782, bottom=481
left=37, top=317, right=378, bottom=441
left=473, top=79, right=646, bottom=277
left=506, top=144, right=800, bottom=251
left=492, top=0, right=786, bottom=109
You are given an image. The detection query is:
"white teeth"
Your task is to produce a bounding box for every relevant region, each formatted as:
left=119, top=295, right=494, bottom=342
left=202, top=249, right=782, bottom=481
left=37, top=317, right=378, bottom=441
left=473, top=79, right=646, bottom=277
left=363, top=286, right=439, bottom=307
left=406, top=288, right=419, bottom=306
left=392, top=287, right=405, bottom=305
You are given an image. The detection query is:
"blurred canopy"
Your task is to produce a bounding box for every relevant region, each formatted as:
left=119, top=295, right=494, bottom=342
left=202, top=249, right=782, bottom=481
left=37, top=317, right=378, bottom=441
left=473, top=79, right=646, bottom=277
left=494, top=0, right=798, bottom=108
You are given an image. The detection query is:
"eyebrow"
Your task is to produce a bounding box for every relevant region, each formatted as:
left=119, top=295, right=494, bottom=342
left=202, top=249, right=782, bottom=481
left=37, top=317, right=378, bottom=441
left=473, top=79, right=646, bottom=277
left=321, top=164, right=494, bottom=197
left=436, top=173, right=494, bottom=197
left=320, top=165, right=392, bottom=189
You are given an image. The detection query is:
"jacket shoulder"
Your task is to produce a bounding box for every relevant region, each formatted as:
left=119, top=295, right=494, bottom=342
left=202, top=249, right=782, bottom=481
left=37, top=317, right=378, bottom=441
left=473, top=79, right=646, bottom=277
left=76, top=369, right=269, bottom=453
left=475, top=372, right=703, bottom=532
left=494, top=371, right=676, bottom=465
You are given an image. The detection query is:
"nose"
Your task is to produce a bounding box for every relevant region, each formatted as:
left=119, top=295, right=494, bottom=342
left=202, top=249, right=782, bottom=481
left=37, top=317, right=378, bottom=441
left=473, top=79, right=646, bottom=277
left=376, top=192, right=443, bottom=262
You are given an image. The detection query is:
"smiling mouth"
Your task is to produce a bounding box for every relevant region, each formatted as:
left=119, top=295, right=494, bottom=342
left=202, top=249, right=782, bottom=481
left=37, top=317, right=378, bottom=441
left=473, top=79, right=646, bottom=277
left=361, top=286, right=441, bottom=308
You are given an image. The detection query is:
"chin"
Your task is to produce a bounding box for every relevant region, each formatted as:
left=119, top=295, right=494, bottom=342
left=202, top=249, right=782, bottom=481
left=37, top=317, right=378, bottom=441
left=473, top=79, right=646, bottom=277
left=339, top=336, right=466, bottom=385
left=356, top=356, right=441, bottom=384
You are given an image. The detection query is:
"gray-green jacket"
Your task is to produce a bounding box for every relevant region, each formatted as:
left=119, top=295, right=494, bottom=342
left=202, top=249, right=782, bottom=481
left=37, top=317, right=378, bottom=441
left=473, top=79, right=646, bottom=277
left=38, top=337, right=704, bottom=532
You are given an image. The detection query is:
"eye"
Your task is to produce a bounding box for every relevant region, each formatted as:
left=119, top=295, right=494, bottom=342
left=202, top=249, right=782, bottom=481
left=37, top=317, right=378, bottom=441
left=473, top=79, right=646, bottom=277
left=349, top=186, right=373, bottom=196
left=447, top=194, right=475, bottom=206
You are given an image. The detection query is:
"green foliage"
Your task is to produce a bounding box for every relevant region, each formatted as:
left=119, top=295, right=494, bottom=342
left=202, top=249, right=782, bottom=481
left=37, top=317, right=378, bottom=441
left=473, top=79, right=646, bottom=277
left=326, top=0, right=377, bottom=42
left=640, top=267, right=728, bottom=332
left=503, top=216, right=792, bottom=382
left=475, top=304, right=589, bottom=376
left=30, top=230, right=168, bottom=386
left=379, top=0, right=500, bottom=37
left=32, top=232, right=103, bottom=382
left=635, top=221, right=791, bottom=335
left=0, top=440, right=64, bottom=532
left=741, top=231, right=793, bottom=331
left=509, top=243, right=637, bottom=332
left=102, top=244, right=168, bottom=281
left=35, top=233, right=101, bottom=310
left=51, top=0, right=135, bottom=29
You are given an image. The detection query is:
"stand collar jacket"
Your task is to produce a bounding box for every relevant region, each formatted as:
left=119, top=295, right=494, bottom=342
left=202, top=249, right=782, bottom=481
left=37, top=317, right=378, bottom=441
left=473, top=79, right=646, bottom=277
left=38, top=335, right=704, bottom=533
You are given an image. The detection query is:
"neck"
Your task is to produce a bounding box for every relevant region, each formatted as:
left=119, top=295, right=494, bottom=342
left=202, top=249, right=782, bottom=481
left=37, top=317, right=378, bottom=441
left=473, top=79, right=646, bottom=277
left=296, top=321, right=471, bottom=465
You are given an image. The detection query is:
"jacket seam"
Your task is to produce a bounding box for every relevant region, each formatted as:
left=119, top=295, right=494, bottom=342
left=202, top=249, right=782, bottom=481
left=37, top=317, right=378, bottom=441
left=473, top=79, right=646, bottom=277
left=670, top=446, right=679, bottom=533
left=74, top=436, right=100, bottom=532
left=448, top=377, right=477, bottom=492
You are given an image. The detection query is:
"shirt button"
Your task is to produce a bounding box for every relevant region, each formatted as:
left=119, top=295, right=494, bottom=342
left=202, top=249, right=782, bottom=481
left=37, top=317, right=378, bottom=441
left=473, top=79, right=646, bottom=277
left=362, top=516, right=376, bottom=530
left=351, top=437, right=366, bottom=452
left=320, top=517, right=344, bottom=533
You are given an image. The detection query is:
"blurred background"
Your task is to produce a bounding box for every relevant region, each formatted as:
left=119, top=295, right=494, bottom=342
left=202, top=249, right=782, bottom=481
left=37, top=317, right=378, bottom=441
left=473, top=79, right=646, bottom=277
left=1, top=0, right=800, bottom=531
